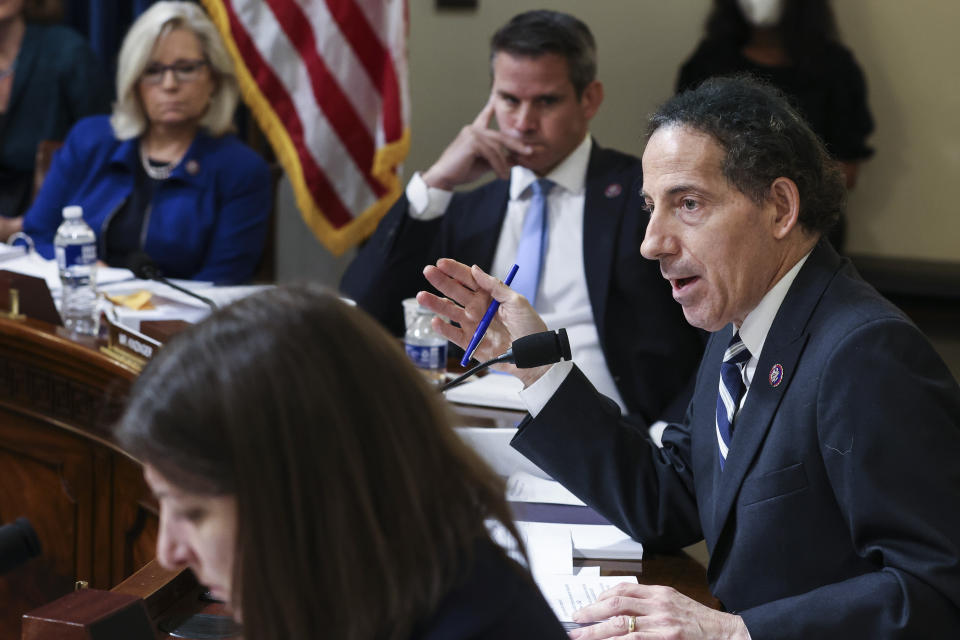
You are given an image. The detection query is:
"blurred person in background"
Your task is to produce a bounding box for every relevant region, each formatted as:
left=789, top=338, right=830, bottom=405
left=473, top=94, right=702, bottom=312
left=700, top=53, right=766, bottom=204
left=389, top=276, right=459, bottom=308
left=0, top=0, right=109, bottom=221
left=6, top=1, right=271, bottom=285
left=677, top=0, right=874, bottom=250
left=343, top=10, right=704, bottom=430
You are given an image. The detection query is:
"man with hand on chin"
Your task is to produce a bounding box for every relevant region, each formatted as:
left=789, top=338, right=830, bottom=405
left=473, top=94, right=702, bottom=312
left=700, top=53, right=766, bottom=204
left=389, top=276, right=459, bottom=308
left=342, top=10, right=702, bottom=427
left=417, top=77, right=960, bottom=638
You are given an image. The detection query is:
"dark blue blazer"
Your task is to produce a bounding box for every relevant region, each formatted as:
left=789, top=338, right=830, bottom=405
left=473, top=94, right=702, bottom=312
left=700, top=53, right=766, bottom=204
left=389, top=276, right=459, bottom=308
left=513, top=241, right=960, bottom=638
left=341, top=143, right=704, bottom=423
left=412, top=539, right=567, bottom=639
left=21, top=116, right=271, bottom=285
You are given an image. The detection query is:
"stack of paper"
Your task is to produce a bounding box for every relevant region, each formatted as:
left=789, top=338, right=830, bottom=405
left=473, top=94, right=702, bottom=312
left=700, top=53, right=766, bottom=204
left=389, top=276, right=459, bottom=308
left=517, top=520, right=644, bottom=562
left=444, top=372, right=526, bottom=410
left=2, top=252, right=132, bottom=293
left=100, top=280, right=211, bottom=329
left=487, top=472, right=646, bottom=563
left=455, top=427, right=549, bottom=479
left=507, top=471, right=585, bottom=506
left=100, top=278, right=271, bottom=331
left=537, top=574, right=639, bottom=625
left=485, top=472, right=643, bottom=624
left=488, top=518, right=640, bottom=623
left=460, top=425, right=645, bottom=624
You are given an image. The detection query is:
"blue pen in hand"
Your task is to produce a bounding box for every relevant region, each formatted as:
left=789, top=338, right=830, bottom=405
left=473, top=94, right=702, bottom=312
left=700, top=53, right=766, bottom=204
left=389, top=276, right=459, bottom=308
left=460, top=264, right=519, bottom=366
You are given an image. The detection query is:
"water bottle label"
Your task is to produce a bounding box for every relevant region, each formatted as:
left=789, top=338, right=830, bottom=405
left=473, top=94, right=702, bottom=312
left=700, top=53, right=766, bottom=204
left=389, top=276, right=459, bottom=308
left=405, top=343, right=447, bottom=370
left=56, top=243, right=96, bottom=270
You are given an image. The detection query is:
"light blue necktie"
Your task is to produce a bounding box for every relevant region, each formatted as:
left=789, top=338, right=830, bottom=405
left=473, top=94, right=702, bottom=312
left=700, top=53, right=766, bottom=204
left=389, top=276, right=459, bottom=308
left=511, top=178, right=553, bottom=307
left=716, top=333, right=751, bottom=470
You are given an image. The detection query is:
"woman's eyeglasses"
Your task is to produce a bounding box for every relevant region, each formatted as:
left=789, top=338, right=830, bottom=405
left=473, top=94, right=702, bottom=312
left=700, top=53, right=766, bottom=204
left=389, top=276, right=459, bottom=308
left=141, top=60, right=208, bottom=85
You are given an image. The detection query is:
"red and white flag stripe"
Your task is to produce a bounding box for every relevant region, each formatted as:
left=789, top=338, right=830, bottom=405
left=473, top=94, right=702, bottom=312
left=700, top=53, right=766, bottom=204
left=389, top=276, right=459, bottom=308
left=202, top=0, right=409, bottom=254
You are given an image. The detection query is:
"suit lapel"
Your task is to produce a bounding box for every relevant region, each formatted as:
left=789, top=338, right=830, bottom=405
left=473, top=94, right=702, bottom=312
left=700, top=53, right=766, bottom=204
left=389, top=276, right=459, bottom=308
left=582, top=144, right=631, bottom=330
left=710, top=241, right=843, bottom=539
left=456, top=180, right=510, bottom=271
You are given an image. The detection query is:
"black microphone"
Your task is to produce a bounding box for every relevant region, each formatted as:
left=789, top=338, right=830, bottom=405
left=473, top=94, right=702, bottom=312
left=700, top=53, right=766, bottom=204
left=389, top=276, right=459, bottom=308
left=441, top=328, right=571, bottom=392
left=127, top=252, right=217, bottom=310
left=0, top=517, right=41, bottom=575
left=501, top=327, right=573, bottom=368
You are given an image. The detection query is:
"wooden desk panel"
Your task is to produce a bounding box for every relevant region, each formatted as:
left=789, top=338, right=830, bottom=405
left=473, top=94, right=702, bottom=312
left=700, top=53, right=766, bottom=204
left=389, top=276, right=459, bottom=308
left=0, top=317, right=158, bottom=640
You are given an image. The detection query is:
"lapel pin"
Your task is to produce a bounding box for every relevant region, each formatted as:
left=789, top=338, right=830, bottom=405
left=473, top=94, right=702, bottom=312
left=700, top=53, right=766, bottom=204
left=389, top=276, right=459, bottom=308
left=185, top=160, right=200, bottom=175
left=769, top=363, right=784, bottom=387
left=604, top=183, right=622, bottom=198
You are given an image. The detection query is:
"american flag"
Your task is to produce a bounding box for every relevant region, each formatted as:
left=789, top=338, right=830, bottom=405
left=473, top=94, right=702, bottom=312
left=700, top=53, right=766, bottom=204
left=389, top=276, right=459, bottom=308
left=201, top=0, right=410, bottom=255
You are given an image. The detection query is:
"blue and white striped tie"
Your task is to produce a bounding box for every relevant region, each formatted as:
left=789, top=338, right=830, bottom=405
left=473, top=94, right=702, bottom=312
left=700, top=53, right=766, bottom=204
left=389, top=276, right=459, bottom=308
left=716, top=333, right=751, bottom=469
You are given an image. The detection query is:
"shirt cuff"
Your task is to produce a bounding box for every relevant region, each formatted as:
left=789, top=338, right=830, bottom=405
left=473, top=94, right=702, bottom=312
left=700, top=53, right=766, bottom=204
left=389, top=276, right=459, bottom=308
left=406, top=171, right=454, bottom=221
left=648, top=421, right=669, bottom=448
left=519, top=361, right=574, bottom=418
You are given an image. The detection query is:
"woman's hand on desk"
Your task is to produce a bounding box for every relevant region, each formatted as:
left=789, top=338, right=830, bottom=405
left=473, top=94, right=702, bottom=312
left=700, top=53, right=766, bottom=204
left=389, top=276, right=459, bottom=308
left=568, top=583, right=750, bottom=640
left=418, top=258, right=551, bottom=387
left=0, top=216, right=22, bottom=242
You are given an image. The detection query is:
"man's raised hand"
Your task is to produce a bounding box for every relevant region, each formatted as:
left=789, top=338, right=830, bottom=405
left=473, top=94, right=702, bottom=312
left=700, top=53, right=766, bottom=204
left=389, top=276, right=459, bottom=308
left=417, top=259, right=552, bottom=387
left=420, top=96, right=532, bottom=191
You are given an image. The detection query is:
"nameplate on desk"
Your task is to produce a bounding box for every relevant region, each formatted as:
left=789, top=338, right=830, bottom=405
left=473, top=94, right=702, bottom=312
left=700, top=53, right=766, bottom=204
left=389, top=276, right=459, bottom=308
left=101, top=315, right=162, bottom=371
left=0, top=269, right=61, bottom=325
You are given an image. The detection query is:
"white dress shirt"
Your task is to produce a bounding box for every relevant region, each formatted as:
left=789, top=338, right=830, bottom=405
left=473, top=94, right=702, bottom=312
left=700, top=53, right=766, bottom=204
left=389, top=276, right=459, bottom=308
left=522, top=250, right=813, bottom=420
left=730, top=251, right=811, bottom=411
left=405, top=135, right=626, bottom=411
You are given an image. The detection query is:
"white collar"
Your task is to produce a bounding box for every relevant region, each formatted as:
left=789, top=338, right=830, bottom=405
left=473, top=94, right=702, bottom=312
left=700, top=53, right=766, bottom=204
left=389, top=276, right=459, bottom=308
left=509, top=134, right=592, bottom=199
left=736, top=250, right=812, bottom=360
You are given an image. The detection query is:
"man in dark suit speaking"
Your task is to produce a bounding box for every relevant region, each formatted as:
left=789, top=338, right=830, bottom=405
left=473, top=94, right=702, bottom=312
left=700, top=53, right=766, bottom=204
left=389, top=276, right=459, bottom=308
left=341, top=10, right=702, bottom=425
left=417, top=77, right=960, bottom=638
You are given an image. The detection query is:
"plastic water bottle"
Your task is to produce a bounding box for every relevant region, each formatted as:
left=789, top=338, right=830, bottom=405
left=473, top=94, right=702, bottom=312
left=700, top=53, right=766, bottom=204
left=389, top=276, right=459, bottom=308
left=55, top=205, right=99, bottom=335
left=404, top=305, right=447, bottom=384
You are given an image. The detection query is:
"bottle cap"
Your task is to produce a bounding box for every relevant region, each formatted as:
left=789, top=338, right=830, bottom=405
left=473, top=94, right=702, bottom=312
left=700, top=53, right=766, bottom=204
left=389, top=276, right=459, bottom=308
left=62, top=205, right=83, bottom=220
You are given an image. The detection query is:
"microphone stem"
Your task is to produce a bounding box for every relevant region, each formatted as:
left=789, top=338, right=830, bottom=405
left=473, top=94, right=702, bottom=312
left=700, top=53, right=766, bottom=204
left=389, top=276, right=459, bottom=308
left=157, top=277, right=218, bottom=310
left=440, top=356, right=506, bottom=392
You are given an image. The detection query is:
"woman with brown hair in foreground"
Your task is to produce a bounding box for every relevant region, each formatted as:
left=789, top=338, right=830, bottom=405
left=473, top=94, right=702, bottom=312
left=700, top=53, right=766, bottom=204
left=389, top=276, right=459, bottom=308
left=115, top=284, right=566, bottom=640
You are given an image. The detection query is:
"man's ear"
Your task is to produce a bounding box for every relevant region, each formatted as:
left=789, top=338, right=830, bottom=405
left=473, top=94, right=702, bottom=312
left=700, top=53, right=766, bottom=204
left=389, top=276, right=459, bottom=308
left=580, top=80, right=603, bottom=120
left=768, top=177, right=800, bottom=240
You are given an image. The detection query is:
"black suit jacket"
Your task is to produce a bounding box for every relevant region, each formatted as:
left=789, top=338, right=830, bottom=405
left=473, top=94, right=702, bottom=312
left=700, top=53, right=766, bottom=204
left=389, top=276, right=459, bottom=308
left=341, top=143, right=704, bottom=423
left=513, top=241, right=960, bottom=637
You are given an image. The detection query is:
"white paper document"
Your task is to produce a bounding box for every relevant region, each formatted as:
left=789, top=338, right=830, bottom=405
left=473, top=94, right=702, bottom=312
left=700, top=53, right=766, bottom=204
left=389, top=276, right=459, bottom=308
left=455, top=427, right=550, bottom=479
left=514, top=521, right=643, bottom=561
left=489, top=519, right=643, bottom=578
left=1, top=253, right=133, bottom=293
left=536, top=574, right=639, bottom=623
left=444, top=372, right=526, bottom=410
left=0, top=244, right=25, bottom=263
left=99, top=280, right=272, bottom=331
left=567, top=523, right=644, bottom=560
left=487, top=512, right=643, bottom=625
left=189, top=283, right=272, bottom=307
left=100, top=280, right=212, bottom=329
left=523, top=522, right=574, bottom=576
left=507, top=471, right=586, bottom=506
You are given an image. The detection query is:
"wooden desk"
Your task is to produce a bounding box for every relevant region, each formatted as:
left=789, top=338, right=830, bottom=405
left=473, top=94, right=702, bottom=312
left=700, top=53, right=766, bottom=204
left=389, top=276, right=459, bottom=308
left=0, top=317, right=159, bottom=640
left=4, top=318, right=716, bottom=638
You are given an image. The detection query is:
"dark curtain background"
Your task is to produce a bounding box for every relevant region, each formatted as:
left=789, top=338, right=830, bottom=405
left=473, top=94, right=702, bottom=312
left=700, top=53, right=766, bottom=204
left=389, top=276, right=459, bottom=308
left=64, top=0, right=158, bottom=83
